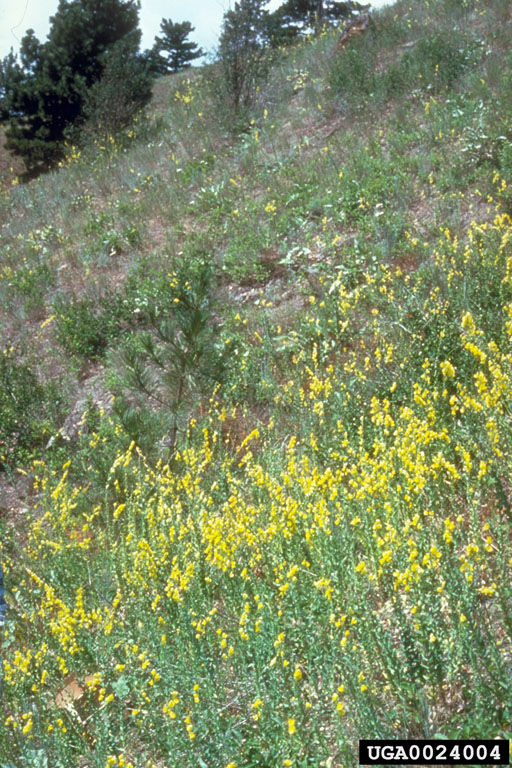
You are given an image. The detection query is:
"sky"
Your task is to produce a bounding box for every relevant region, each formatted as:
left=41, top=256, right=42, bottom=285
left=0, top=0, right=393, bottom=61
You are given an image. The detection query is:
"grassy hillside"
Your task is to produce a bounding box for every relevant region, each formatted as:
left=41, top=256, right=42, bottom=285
left=2, top=0, right=512, bottom=765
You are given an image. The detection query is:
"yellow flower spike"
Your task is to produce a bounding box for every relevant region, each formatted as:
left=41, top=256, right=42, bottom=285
left=288, top=718, right=296, bottom=735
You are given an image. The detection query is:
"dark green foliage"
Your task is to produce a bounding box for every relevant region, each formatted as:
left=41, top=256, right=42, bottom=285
left=0, top=50, right=22, bottom=122
left=215, top=0, right=272, bottom=118
left=4, top=0, right=142, bottom=170
left=269, top=0, right=364, bottom=41
left=45, top=0, right=140, bottom=83
left=329, top=36, right=376, bottom=102
left=79, top=37, right=152, bottom=141
left=147, top=19, right=203, bottom=75
left=391, top=31, right=480, bottom=95
left=329, top=27, right=480, bottom=108
left=53, top=293, right=131, bottom=360
left=264, top=11, right=299, bottom=47
left=0, top=350, right=61, bottom=468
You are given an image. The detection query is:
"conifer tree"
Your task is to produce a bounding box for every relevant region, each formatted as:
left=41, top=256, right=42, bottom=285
left=269, top=0, right=363, bottom=41
left=149, top=19, right=203, bottom=75
left=0, top=50, right=22, bottom=122
left=4, top=0, right=144, bottom=170
left=114, top=266, right=225, bottom=458
left=217, top=0, right=271, bottom=115
left=80, top=37, right=152, bottom=140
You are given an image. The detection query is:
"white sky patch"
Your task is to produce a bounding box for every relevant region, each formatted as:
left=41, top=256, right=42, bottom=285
left=0, top=0, right=394, bottom=61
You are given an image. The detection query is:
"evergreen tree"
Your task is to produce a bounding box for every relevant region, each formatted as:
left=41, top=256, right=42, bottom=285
left=4, top=0, right=142, bottom=171
left=217, top=0, right=271, bottom=116
left=0, top=50, right=22, bottom=122
left=269, top=0, right=363, bottom=41
left=114, top=265, right=225, bottom=458
left=80, top=37, right=152, bottom=140
left=149, top=19, right=203, bottom=75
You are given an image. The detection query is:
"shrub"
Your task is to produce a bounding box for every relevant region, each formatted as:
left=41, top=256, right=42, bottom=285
left=329, top=39, right=377, bottom=103
left=52, top=293, right=129, bottom=360
left=329, top=28, right=480, bottom=108
left=395, top=31, right=480, bottom=94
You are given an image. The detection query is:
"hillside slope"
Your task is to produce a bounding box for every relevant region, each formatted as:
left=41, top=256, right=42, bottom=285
left=1, top=0, right=512, bottom=765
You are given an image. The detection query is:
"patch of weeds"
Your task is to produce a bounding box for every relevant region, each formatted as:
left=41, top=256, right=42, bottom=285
left=122, top=223, right=142, bottom=248
left=3, top=261, right=55, bottom=315
left=393, top=31, right=481, bottom=95
left=52, top=293, right=131, bottom=360
left=82, top=212, right=141, bottom=262
left=194, top=180, right=237, bottom=223
left=70, top=400, right=134, bottom=489
left=329, top=38, right=377, bottom=106
left=180, top=151, right=216, bottom=185
left=121, top=261, right=186, bottom=318
left=0, top=348, right=63, bottom=469
left=222, top=249, right=270, bottom=285
left=330, top=28, right=481, bottom=109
